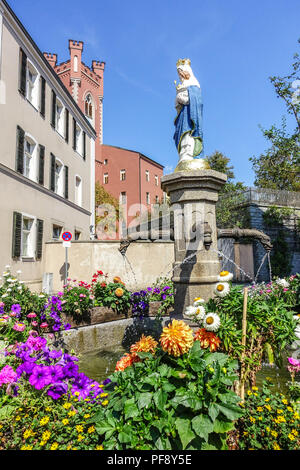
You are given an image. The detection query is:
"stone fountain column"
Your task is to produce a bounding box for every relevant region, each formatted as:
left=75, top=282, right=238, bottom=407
left=161, top=169, right=227, bottom=317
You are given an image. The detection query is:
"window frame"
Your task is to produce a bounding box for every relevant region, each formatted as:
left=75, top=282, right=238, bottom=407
left=75, top=174, right=82, bottom=207
left=26, top=59, right=40, bottom=110
left=21, top=213, right=36, bottom=259
left=103, top=172, right=108, bottom=184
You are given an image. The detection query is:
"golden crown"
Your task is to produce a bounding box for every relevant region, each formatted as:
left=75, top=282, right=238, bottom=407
left=176, top=58, right=191, bottom=68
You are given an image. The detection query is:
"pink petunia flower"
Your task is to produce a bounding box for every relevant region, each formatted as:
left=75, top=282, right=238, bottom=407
left=40, top=322, right=49, bottom=329
left=13, top=322, right=26, bottom=332
left=27, top=312, right=37, bottom=319
left=0, top=365, right=17, bottom=386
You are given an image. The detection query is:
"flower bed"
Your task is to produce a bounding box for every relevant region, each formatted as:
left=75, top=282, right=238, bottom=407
left=0, top=266, right=299, bottom=451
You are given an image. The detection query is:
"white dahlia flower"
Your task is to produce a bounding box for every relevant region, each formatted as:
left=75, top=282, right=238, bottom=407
left=203, top=313, right=221, bottom=332
left=276, top=278, right=290, bottom=288
left=183, top=305, right=198, bottom=319
left=194, top=305, right=206, bottom=321
left=193, top=297, right=205, bottom=307
left=218, top=271, right=233, bottom=282
left=214, top=282, right=230, bottom=297
left=295, top=325, right=300, bottom=340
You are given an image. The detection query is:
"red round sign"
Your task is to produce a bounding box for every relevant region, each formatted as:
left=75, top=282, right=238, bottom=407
left=62, top=231, right=72, bottom=241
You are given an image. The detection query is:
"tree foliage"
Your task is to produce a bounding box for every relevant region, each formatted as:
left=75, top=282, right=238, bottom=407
left=250, top=39, right=300, bottom=191
left=205, top=151, right=249, bottom=229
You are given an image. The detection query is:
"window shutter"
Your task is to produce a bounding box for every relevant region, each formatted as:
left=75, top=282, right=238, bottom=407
left=51, top=90, right=56, bottom=127
left=50, top=153, right=56, bottom=191
left=16, top=125, right=25, bottom=174
left=64, top=166, right=69, bottom=199
left=40, top=76, right=46, bottom=117
left=38, top=144, right=45, bottom=185
left=36, top=219, right=44, bottom=260
left=65, top=109, right=69, bottom=143
left=12, top=211, right=22, bottom=259
left=83, top=131, right=86, bottom=160
left=19, top=48, right=27, bottom=96
left=73, top=118, right=76, bottom=150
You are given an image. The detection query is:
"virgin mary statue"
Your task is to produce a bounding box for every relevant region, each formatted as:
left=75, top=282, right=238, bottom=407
left=173, top=59, right=210, bottom=172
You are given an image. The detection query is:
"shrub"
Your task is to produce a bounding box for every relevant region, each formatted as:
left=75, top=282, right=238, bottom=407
left=88, top=332, right=243, bottom=450
left=237, top=380, right=300, bottom=450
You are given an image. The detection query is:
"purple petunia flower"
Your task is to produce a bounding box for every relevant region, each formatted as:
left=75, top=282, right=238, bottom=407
left=16, top=361, right=35, bottom=378
left=29, top=365, right=52, bottom=390
left=64, top=323, right=71, bottom=330
left=71, top=373, right=91, bottom=400
left=62, top=362, right=79, bottom=378
left=11, top=304, right=21, bottom=315
left=102, top=378, right=112, bottom=386
left=49, top=349, right=62, bottom=360
left=47, top=382, right=68, bottom=400
left=48, top=365, right=64, bottom=383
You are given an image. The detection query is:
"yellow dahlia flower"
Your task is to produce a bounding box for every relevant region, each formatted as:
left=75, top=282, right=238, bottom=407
left=130, top=334, right=158, bottom=355
left=160, top=320, right=194, bottom=357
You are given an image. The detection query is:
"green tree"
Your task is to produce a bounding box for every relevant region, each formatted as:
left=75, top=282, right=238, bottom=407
left=250, top=39, right=300, bottom=191
left=95, top=182, right=121, bottom=238
left=205, top=151, right=249, bottom=228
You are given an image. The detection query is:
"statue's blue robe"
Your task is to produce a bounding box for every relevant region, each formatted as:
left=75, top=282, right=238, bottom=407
left=173, top=85, right=203, bottom=157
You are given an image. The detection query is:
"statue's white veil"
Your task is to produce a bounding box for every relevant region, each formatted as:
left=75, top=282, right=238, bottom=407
left=177, top=60, right=200, bottom=88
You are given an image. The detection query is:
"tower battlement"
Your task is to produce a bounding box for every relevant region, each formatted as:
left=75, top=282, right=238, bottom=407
left=43, top=52, right=57, bottom=67
left=69, top=40, right=84, bottom=51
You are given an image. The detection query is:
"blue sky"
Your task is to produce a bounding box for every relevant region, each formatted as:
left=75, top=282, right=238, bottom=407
left=8, top=0, right=300, bottom=185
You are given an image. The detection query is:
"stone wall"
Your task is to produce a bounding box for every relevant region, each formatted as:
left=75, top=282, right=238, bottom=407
left=217, top=188, right=300, bottom=282
left=43, top=239, right=174, bottom=293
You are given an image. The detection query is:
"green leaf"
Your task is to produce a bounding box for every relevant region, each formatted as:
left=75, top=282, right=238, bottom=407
left=95, top=419, right=116, bottom=436
left=218, top=403, right=243, bottom=421
left=0, top=405, right=15, bottom=420
left=153, top=389, right=167, bottom=411
left=192, top=414, right=214, bottom=442
left=175, top=418, right=196, bottom=450
left=213, top=418, right=234, bottom=433
left=124, top=399, right=140, bottom=419
left=208, top=403, right=220, bottom=422
left=137, top=392, right=152, bottom=409
left=161, top=381, right=176, bottom=393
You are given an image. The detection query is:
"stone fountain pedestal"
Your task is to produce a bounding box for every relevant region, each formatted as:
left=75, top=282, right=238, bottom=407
left=161, top=169, right=227, bottom=317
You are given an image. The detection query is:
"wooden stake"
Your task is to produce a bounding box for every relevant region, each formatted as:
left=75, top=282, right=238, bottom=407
left=240, top=287, right=248, bottom=401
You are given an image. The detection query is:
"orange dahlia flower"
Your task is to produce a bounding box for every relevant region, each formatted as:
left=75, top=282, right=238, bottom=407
left=194, top=328, right=221, bottom=352
left=160, top=320, right=194, bottom=357
left=130, top=334, right=158, bottom=356
left=115, top=287, right=124, bottom=297
left=115, top=353, right=140, bottom=372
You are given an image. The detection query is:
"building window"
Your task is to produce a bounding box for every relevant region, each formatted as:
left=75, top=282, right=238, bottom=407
left=55, top=98, right=65, bottom=137
left=120, top=192, right=127, bottom=205
left=155, top=175, right=159, bottom=186
left=22, top=216, right=35, bottom=258
left=155, top=195, right=159, bottom=204
left=146, top=192, right=150, bottom=205
left=26, top=61, right=39, bottom=109
left=23, top=136, right=36, bottom=180
left=103, top=173, right=108, bottom=184
left=120, top=169, right=126, bottom=181
left=74, top=55, right=78, bottom=72
left=145, top=170, right=150, bottom=182
left=75, top=123, right=83, bottom=155
left=103, top=159, right=108, bottom=165
left=85, top=94, right=93, bottom=123
left=52, top=224, right=62, bottom=240
left=55, top=160, right=64, bottom=195
left=74, top=230, right=81, bottom=240
left=75, top=175, right=82, bottom=206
